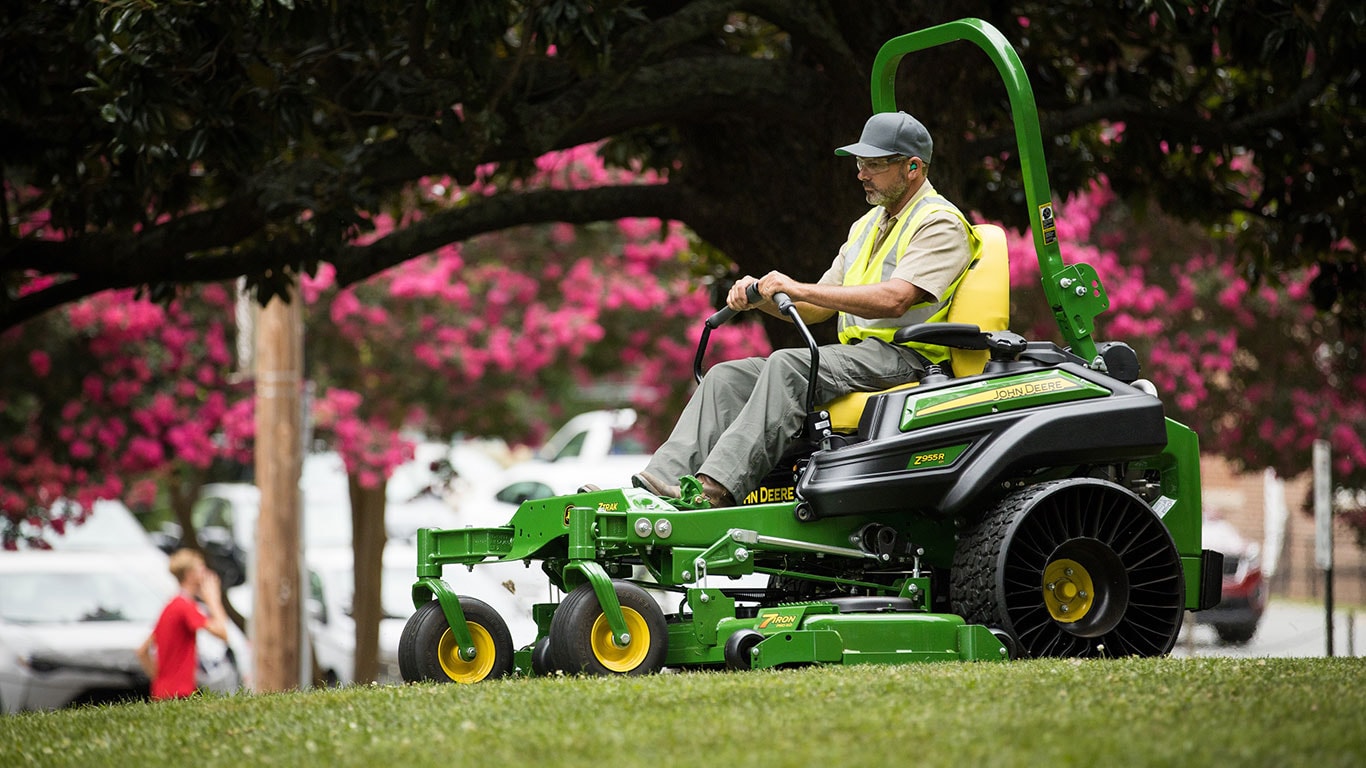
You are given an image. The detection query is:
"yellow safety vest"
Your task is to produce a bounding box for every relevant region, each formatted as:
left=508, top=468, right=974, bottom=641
left=837, top=195, right=980, bottom=363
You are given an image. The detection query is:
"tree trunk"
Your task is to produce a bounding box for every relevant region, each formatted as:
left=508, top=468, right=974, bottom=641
left=348, top=474, right=387, bottom=685
left=166, top=473, right=200, bottom=550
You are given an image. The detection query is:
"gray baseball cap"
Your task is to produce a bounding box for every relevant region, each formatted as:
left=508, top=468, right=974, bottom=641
left=835, top=111, right=933, bottom=162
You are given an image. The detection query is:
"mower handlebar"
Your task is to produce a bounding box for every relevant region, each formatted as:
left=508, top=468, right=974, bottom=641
left=694, top=284, right=807, bottom=386
left=705, top=283, right=765, bottom=329
left=771, top=291, right=795, bottom=314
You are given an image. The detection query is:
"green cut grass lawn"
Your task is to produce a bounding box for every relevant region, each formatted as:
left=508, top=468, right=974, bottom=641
left=2, top=657, right=1364, bottom=768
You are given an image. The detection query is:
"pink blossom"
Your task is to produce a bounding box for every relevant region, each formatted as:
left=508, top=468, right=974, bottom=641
left=67, top=302, right=98, bottom=332
left=108, top=381, right=140, bottom=407
left=301, top=262, right=337, bottom=303
left=28, top=350, right=51, bottom=378
left=199, top=283, right=231, bottom=308
left=550, top=223, right=576, bottom=245
left=17, top=273, right=57, bottom=297
left=330, top=290, right=362, bottom=323
left=128, top=480, right=159, bottom=508
left=124, top=437, right=165, bottom=468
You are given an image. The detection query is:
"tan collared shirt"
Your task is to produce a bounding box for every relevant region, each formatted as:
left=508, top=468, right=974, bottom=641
left=817, top=181, right=972, bottom=304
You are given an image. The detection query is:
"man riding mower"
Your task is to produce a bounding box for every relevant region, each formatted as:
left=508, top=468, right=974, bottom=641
left=397, top=18, right=1222, bottom=683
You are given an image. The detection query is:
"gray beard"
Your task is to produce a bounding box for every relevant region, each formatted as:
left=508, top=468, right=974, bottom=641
left=865, top=177, right=910, bottom=208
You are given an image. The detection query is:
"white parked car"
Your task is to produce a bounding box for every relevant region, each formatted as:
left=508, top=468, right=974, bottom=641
left=454, top=409, right=652, bottom=526
left=384, top=440, right=506, bottom=541
left=18, top=499, right=250, bottom=689
left=534, top=408, right=649, bottom=464
left=0, top=551, right=246, bottom=712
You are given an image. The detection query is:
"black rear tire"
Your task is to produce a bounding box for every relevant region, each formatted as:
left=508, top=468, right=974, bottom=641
left=951, top=479, right=1186, bottom=658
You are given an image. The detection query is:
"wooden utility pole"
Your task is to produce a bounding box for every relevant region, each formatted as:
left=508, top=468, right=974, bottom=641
left=253, top=286, right=304, bottom=691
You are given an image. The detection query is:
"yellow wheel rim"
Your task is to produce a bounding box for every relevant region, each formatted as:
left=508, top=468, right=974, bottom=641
left=1043, top=558, right=1096, bottom=623
left=437, top=622, right=496, bottom=683
left=589, top=608, right=651, bottom=673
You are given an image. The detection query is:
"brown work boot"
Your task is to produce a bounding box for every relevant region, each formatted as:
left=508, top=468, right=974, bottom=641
left=696, top=474, right=736, bottom=508
left=632, top=470, right=681, bottom=500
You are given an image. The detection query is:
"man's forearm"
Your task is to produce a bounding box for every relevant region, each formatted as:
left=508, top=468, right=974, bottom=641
left=203, top=596, right=231, bottom=642
left=785, top=280, right=925, bottom=320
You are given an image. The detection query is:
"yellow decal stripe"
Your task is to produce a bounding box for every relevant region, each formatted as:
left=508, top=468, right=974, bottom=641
left=916, top=389, right=1002, bottom=416
left=916, top=375, right=1082, bottom=417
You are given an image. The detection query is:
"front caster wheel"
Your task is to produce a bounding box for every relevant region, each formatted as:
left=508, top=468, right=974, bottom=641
left=724, top=629, right=765, bottom=670
left=549, top=581, right=667, bottom=676
left=399, top=597, right=514, bottom=684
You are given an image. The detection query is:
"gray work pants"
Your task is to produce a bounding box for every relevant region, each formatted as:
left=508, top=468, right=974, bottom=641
left=644, top=339, right=924, bottom=501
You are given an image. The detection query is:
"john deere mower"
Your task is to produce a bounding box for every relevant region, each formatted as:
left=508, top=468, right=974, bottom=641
left=398, top=18, right=1223, bottom=683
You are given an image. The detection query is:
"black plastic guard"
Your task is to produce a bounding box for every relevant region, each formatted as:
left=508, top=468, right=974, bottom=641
left=1198, top=548, right=1225, bottom=611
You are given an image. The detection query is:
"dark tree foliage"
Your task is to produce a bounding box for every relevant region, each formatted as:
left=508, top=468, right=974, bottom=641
left=2, top=0, right=1361, bottom=341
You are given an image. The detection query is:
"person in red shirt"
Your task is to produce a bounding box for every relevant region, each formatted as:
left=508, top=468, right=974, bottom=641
left=137, top=549, right=229, bottom=700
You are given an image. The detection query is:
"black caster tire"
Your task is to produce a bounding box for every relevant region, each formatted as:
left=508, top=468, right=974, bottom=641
left=951, top=479, right=1185, bottom=658
left=723, top=629, right=765, bottom=670
left=398, top=597, right=514, bottom=684
left=531, top=636, right=557, bottom=676
left=549, top=581, right=667, bottom=676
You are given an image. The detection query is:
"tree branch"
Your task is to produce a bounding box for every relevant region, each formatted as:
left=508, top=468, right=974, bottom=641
left=965, top=65, right=1333, bottom=159
left=1, top=196, right=268, bottom=279
left=332, top=183, right=688, bottom=287
left=0, top=276, right=111, bottom=329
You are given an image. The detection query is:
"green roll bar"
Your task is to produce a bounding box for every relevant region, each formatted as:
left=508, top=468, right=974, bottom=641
left=871, top=18, right=1108, bottom=364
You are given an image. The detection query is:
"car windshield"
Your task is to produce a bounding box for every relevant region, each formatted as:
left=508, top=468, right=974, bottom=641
left=0, top=570, right=166, bottom=625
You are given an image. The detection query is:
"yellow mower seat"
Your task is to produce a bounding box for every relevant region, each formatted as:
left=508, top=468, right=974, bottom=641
left=824, top=223, right=1010, bottom=432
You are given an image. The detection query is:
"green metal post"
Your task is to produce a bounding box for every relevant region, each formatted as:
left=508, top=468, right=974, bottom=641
left=563, top=542, right=632, bottom=648
left=411, top=576, right=478, bottom=662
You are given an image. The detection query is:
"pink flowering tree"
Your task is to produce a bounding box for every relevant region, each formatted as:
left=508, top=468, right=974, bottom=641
left=0, top=280, right=249, bottom=549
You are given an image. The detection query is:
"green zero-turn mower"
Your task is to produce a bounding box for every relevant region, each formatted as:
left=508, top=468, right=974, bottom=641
left=398, top=18, right=1224, bottom=683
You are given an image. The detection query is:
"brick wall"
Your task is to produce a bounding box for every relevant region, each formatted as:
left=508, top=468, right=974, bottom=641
left=1201, top=457, right=1366, bottom=607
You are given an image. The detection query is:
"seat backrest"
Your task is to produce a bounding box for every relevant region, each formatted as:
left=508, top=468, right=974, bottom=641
left=945, top=223, right=1010, bottom=376
left=823, top=223, right=1010, bottom=431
